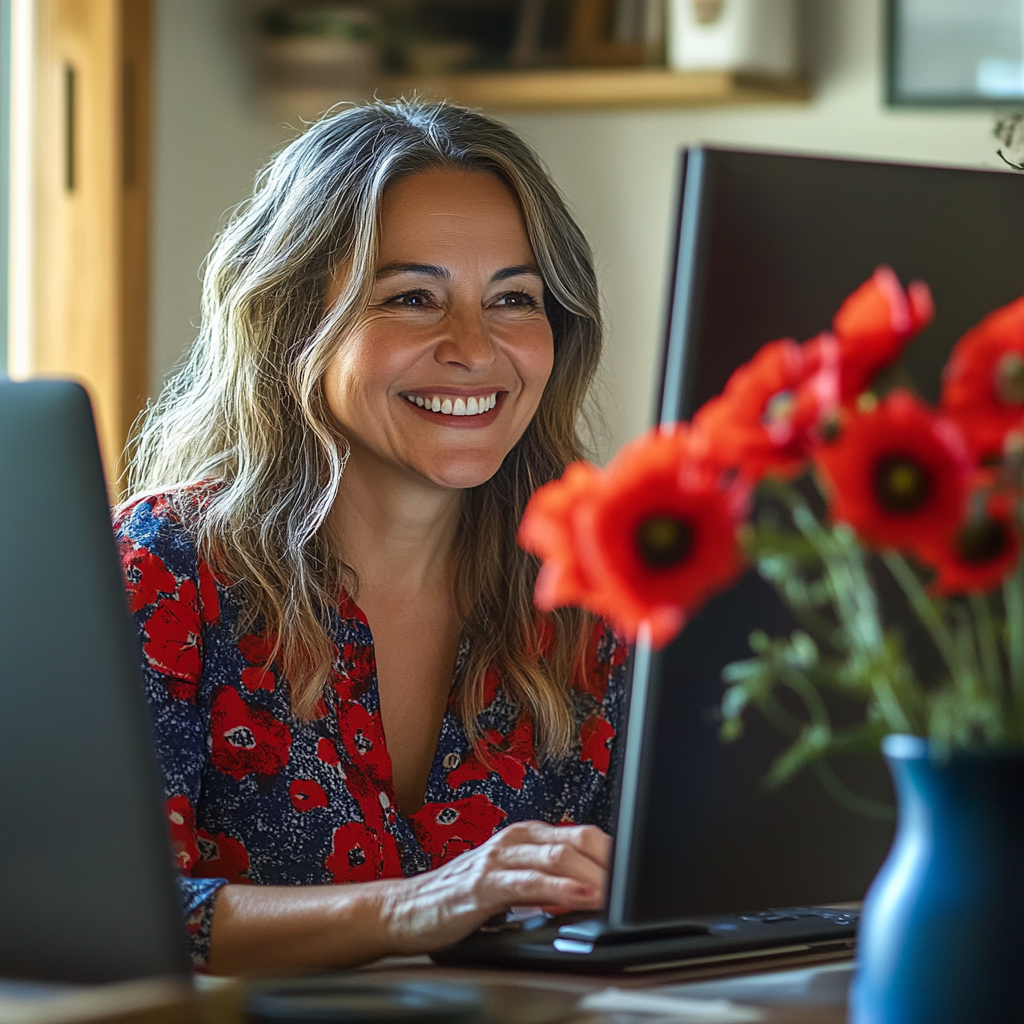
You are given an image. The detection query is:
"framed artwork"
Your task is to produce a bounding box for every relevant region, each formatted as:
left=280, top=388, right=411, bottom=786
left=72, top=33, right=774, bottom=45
left=887, top=0, right=1024, bottom=106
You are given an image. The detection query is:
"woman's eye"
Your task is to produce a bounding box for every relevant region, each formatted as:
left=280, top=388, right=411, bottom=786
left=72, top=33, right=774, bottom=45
left=495, top=291, right=538, bottom=308
left=386, top=289, right=434, bottom=307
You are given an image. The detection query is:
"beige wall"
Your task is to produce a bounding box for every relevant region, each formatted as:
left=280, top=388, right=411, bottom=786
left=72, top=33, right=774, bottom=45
left=151, top=0, right=1005, bottom=457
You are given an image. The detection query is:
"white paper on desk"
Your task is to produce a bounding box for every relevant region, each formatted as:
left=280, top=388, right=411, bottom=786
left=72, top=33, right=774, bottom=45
left=578, top=987, right=765, bottom=1022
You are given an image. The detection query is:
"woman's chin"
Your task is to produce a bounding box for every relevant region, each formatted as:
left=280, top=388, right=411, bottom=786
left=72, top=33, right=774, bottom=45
left=423, top=458, right=505, bottom=491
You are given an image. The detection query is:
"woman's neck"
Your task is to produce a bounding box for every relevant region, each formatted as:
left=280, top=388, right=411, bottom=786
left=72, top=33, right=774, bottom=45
left=326, top=447, right=463, bottom=601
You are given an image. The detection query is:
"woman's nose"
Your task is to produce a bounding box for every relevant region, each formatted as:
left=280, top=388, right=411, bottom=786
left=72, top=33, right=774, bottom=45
left=434, top=306, right=497, bottom=371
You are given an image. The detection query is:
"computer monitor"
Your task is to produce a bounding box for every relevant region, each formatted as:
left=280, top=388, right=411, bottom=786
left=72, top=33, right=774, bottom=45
left=609, top=148, right=1024, bottom=925
left=0, top=380, right=191, bottom=983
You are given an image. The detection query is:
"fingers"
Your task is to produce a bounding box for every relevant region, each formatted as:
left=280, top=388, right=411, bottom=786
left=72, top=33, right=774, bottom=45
left=493, top=822, right=612, bottom=871
left=495, top=840, right=606, bottom=892
left=480, top=868, right=605, bottom=913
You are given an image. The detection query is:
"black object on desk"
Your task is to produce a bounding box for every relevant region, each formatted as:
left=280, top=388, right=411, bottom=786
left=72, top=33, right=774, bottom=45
left=0, top=380, right=191, bottom=984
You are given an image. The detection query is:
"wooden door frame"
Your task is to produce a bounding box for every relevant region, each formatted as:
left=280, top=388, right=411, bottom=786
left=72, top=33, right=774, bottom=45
left=25, top=0, right=151, bottom=491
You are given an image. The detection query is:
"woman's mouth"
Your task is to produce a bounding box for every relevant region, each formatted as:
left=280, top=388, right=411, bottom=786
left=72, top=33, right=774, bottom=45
left=402, top=391, right=499, bottom=417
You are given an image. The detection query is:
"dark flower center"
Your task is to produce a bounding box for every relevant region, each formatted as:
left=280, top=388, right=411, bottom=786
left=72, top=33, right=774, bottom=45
left=957, top=518, right=1008, bottom=564
left=636, top=515, right=693, bottom=569
left=873, top=456, right=932, bottom=513
left=995, top=352, right=1024, bottom=405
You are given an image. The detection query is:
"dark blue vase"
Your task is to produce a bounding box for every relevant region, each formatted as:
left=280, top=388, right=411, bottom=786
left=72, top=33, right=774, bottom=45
left=850, top=734, right=1024, bottom=1024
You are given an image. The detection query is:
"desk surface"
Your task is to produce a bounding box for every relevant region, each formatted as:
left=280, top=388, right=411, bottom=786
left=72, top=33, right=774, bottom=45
left=353, top=953, right=853, bottom=1023
left=1, top=954, right=852, bottom=1024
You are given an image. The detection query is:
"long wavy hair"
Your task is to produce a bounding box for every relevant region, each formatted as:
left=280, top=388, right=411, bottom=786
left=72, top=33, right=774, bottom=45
left=127, top=99, right=602, bottom=759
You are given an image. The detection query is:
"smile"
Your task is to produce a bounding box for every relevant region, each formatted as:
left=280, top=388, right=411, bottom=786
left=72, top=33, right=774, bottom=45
left=402, top=392, right=499, bottom=417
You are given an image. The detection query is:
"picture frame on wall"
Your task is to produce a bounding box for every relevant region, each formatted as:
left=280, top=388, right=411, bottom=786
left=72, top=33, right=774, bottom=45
left=887, top=0, right=1024, bottom=106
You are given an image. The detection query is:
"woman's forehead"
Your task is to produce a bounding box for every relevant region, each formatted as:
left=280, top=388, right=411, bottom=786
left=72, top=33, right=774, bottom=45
left=376, top=169, right=534, bottom=267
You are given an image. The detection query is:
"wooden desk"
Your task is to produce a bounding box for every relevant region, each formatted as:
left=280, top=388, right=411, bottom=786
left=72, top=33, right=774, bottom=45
left=1, top=953, right=853, bottom=1024
left=350, top=952, right=854, bottom=1024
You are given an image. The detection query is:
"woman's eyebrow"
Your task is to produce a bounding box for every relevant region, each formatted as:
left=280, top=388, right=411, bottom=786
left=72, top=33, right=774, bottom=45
left=373, top=263, right=541, bottom=282
left=375, top=262, right=450, bottom=280
left=491, top=264, right=541, bottom=282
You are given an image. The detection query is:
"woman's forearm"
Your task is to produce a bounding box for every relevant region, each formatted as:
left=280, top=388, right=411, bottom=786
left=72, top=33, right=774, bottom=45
left=206, top=880, right=397, bottom=976
left=205, top=822, right=609, bottom=976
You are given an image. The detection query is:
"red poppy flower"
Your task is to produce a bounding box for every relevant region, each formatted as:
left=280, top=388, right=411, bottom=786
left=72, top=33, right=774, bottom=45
left=518, top=460, right=605, bottom=612
left=210, top=686, right=292, bottom=780
left=289, top=778, right=329, bottom=811
left=815, top=389, right=972, bottom=556
left=447, top=715, right=537, bottom=791
left=336, top=700, right=391, bottom=784
left=165, top=794, right=199, bottom=872
left=580, top=713, right=615, bottom=775
left=693, top=336, right=839, bottom=481
left=193, top=830, right=251, bottom=882
left=408, top=794, right=507, bottom=867
left=522, top=428, right=746, bottom=647
left=832, top=266, right=934, bottom=400
left=581, top=427, right=747, bottom=647
left=940, top=295, right=1024, bottom=461
left=143, top=580, right=201, bottom=700
left=918, top=491, right=1021, bottom=595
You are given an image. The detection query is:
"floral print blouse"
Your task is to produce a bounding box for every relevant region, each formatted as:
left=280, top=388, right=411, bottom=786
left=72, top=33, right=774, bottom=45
left=114, top=492, right=629, bottom=969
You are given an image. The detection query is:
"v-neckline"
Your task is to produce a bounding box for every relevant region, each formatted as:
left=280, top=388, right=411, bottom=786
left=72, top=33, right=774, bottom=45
left=335, top=591, right=466, bottom=817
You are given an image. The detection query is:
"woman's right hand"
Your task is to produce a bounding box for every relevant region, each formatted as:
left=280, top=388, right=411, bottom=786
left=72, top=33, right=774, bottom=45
left=375, top=821, right=610, bottom=954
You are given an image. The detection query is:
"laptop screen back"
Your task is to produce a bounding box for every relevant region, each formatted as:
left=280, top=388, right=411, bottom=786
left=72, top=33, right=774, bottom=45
left=609, top=149, right=1024, bottom=926
left=0, top=380, right=190, bottom=983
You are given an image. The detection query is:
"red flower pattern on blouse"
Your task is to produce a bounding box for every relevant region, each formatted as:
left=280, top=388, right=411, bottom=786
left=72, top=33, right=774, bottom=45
left=580, top=714, right=615, bottom=775
left=448, top=715, right=537, bottom=791
left=210, top=685, right=292, bottom=781
left=408, top=795, right=509, bottom=867
left=142, top=578, right=202, bottom=700
left=193, top=829, right=251, bottom=882
left=289, top=779, right=330, bottom=811
left=166, top=794, right=200, bottom=873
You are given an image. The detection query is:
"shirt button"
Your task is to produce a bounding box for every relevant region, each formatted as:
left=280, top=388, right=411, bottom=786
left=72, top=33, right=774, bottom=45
left=443, top=752, right=461, bottom=770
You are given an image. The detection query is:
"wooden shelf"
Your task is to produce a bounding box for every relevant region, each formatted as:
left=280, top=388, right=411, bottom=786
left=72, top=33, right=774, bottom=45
left=265, top=67, right=809, bottom=119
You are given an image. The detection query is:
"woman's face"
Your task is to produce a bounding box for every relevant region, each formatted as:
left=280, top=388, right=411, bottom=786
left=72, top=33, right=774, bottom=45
left=323, top=168, right=555, bottom=491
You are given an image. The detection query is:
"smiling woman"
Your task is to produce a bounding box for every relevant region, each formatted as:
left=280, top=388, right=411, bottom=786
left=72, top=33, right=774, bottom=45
left=115, top=100, right=627, bottom=976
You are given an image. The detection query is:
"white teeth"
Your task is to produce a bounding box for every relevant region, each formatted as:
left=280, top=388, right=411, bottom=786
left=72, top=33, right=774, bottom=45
left=408, top=392, right=499, bottom=416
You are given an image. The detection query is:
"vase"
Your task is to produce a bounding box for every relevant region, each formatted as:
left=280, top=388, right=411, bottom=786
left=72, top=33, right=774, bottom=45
left=849, top=734, right=1024, bottom=1024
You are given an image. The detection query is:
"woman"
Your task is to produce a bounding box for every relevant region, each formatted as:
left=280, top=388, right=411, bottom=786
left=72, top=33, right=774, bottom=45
left=117, top=99, right=627, bottom=975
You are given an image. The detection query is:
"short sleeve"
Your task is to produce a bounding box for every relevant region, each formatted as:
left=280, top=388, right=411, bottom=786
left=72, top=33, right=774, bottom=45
left=115, top=495, right=228, bottom=970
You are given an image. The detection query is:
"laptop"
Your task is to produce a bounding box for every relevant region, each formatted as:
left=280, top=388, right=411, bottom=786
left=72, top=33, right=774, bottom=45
left=432, top=147, right=1024, bottom=972
left=0, top=379, right=191, bottom=985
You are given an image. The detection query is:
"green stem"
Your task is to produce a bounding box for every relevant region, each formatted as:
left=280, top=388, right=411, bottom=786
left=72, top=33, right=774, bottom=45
left=882, top=551, right=964, bottom=684
left=1005, top=558, right=1024, bottom=728
left=969, top=592, right=1004, bottom=710
left=767, top=480, right=915, bottom=733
